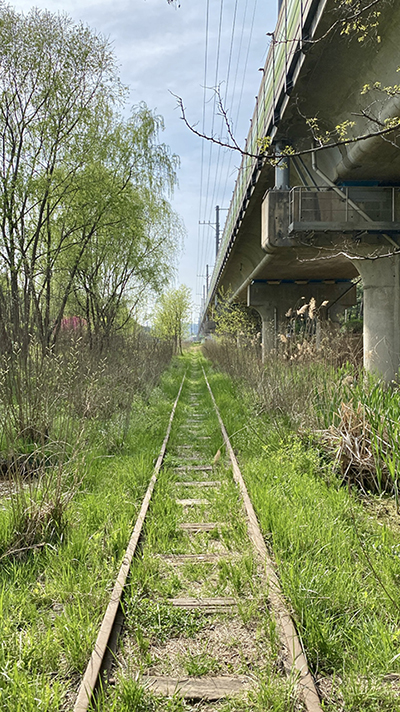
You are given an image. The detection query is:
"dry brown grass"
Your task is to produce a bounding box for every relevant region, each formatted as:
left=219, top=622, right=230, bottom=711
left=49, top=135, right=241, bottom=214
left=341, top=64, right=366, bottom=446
left=316, top=401, right=394, bottom=494
left=203, top=326, right=362, bottom=432
left=0, top=330, right=173, bottom=557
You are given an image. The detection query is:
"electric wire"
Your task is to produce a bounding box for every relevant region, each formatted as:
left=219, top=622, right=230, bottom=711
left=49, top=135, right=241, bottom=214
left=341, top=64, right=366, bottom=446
left=216, top=0, right=252, bottom=256
left=207, top=0, right=238, bottom=212
left=221, top=0, right=259, bottom=211
left=197, top=0, right=265, bottom=314
left=195, top=0, right=210, bottom=307
left=202, top=0, right=250, bottom=276
left=204, top=0, right=239, bottom=269
left=201, top=0, right=225, bottom=280
left=207, top=0, right=259, bottom=275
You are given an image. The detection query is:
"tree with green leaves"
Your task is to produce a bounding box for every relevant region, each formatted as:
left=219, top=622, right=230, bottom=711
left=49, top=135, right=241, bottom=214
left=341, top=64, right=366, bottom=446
left=213, top=292, right=260, bottom=342
left=0, top=6, right=119, bottom=354
left=152, top=285, right=192, bottom=354
left=0, top=6, right=182, bottom=355
left=69, top=106, right=183, bottom=347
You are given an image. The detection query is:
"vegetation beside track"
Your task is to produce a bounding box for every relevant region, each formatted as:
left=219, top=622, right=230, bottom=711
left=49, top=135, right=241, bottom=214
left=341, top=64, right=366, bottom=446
left=100, top=351, right=305, bottom=712
left=4, top=344, right=400, bottom=712
left=0, top=350, right=184, bottom=711
left=203, top=344, right=400, bottom=711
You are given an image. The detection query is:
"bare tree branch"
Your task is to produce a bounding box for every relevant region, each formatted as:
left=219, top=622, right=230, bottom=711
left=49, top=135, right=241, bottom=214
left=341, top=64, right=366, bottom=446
left=172, top=88, right=400, bottom=163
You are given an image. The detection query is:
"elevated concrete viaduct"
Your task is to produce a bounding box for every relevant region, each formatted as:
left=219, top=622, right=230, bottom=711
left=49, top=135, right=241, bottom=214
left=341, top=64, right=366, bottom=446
left=201, top=0, right=400, bottom=382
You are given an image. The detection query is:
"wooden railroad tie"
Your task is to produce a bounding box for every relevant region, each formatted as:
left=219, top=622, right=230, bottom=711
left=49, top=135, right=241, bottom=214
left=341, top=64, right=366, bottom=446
left=171, top=596, right=236, bottom=612
left=142, top=675, right=251, bottom=700
left=175, top=456, right=205, bottom=462
left=175, top=465, right=213, bottom=471
left=159, top=553, right=226, bottom=563
left=179, top=522, right=221, bottom=532
left=175, top=498, right=209, bottom=506
left=175, top=480, right=221, bottom=487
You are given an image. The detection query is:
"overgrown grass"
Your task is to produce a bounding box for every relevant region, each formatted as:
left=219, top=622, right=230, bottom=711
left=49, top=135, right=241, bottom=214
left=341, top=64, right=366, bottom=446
left=204, top=336, right=400, bottom=494
left=203, top=357, right=400, bottom=711
left=100, top=351, right=302, bottom=711
left=0, top=344, right=181, bottom=711
left=6, top=341, right=400, bottom=711
left=0, top=332, right=173, bottom=559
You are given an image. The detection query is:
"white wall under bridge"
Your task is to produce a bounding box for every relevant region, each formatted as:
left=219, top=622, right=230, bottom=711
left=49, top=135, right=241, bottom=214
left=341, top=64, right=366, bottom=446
left=247, top=278, right=356, bottom=354
left=202, top=0, right=400, bottom=382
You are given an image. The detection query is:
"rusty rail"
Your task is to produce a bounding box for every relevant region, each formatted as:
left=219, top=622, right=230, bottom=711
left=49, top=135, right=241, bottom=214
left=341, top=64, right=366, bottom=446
left=73, top=362, right=322, bottom=712
left=73, top=371, right=186, bottom=712
left=202, top=365, right=323, bottom=712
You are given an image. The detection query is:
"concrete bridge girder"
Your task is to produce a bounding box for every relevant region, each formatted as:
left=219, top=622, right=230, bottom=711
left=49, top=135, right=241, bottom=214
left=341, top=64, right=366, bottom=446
left=256, top=187, right=400, bottom=380
left=279, top=3, right=400, bottom=185
left=219, top=240, right=267, bottom=299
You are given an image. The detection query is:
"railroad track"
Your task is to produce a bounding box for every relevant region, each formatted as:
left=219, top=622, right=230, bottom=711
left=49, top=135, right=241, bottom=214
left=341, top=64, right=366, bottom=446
left=73, top=357, right=322, bottom=712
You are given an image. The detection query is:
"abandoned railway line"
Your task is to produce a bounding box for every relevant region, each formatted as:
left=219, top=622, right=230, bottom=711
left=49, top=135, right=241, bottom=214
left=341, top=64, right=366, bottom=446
left=72, top=355, right=322, bottom=712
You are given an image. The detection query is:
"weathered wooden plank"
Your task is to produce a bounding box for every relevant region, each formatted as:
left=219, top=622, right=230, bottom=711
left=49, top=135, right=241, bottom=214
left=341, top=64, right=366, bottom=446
left=142, top=676, right=251, bottom=699
left=160, top=554, right=225, bottom=563
left=179, top=522, right=220, bottom=532
left=175, top=481, right=221, bottom=487
left=176, top=499, right=209, bottom=506
left=175, top=466, right=213, bottom=471
left=171, top=597, right=236, bottom=611
left=175, top=456, right=204, bottom=461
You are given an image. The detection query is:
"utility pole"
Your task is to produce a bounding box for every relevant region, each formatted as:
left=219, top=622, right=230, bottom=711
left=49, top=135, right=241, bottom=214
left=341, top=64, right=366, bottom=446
left=206, top=264, right=209, bottom=293
left=199, top=204, right=225, bottom=260
left=215, top=205, right=220, bottom=259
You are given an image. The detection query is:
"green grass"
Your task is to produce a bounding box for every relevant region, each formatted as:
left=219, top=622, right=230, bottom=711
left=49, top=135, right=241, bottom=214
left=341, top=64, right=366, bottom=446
left=0, top=357, right=187, bottom=711
left=100, top=351, right=303, bottom=711
left=203, top=357, right=400, bottom=710
left=9, top=346, right=398, bottom=711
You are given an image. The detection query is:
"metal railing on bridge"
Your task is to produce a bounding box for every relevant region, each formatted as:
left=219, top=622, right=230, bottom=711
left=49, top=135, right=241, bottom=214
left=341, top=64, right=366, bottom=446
left=288, top=186, right=400, bottom=231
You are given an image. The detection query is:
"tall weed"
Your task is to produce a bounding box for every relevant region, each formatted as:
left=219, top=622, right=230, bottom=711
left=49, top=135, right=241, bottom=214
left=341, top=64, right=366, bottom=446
left=0, top=331, right=173, bottom=556
left=204, top=330, right=400, bottom=495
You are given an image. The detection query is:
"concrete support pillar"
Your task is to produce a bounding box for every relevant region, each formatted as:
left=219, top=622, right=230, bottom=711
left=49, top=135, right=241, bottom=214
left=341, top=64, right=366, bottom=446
left=354, top=254, right=400, bottom=382
left=256, top=306, right=277, bottom=362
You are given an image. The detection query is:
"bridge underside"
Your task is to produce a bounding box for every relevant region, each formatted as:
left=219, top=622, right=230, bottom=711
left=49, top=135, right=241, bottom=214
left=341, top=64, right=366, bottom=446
left=206, top=0, right=400, bottom=382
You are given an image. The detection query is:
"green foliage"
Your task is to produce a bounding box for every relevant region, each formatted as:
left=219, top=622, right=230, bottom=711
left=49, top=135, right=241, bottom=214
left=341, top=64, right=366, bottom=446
left=336, top=0, right=383, bottom=42
left=204, top=360, right=400, bottom=710
left=70, top=105, right=183, bottom=344
left=341, top=316, right=363, bottom=333
left=124, top=595, right=204, bottom=644
left=0, top=351, right=182, bottom=709
left=0, top=6, right=182, bottom=354
left=213, top=291, right=260, bottom=340
left=152, top=285, right=191, bottom=354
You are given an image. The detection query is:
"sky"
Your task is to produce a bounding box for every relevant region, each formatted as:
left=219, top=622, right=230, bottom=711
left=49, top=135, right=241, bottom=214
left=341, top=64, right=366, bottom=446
left=12, top=0, right=278, bottom=323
